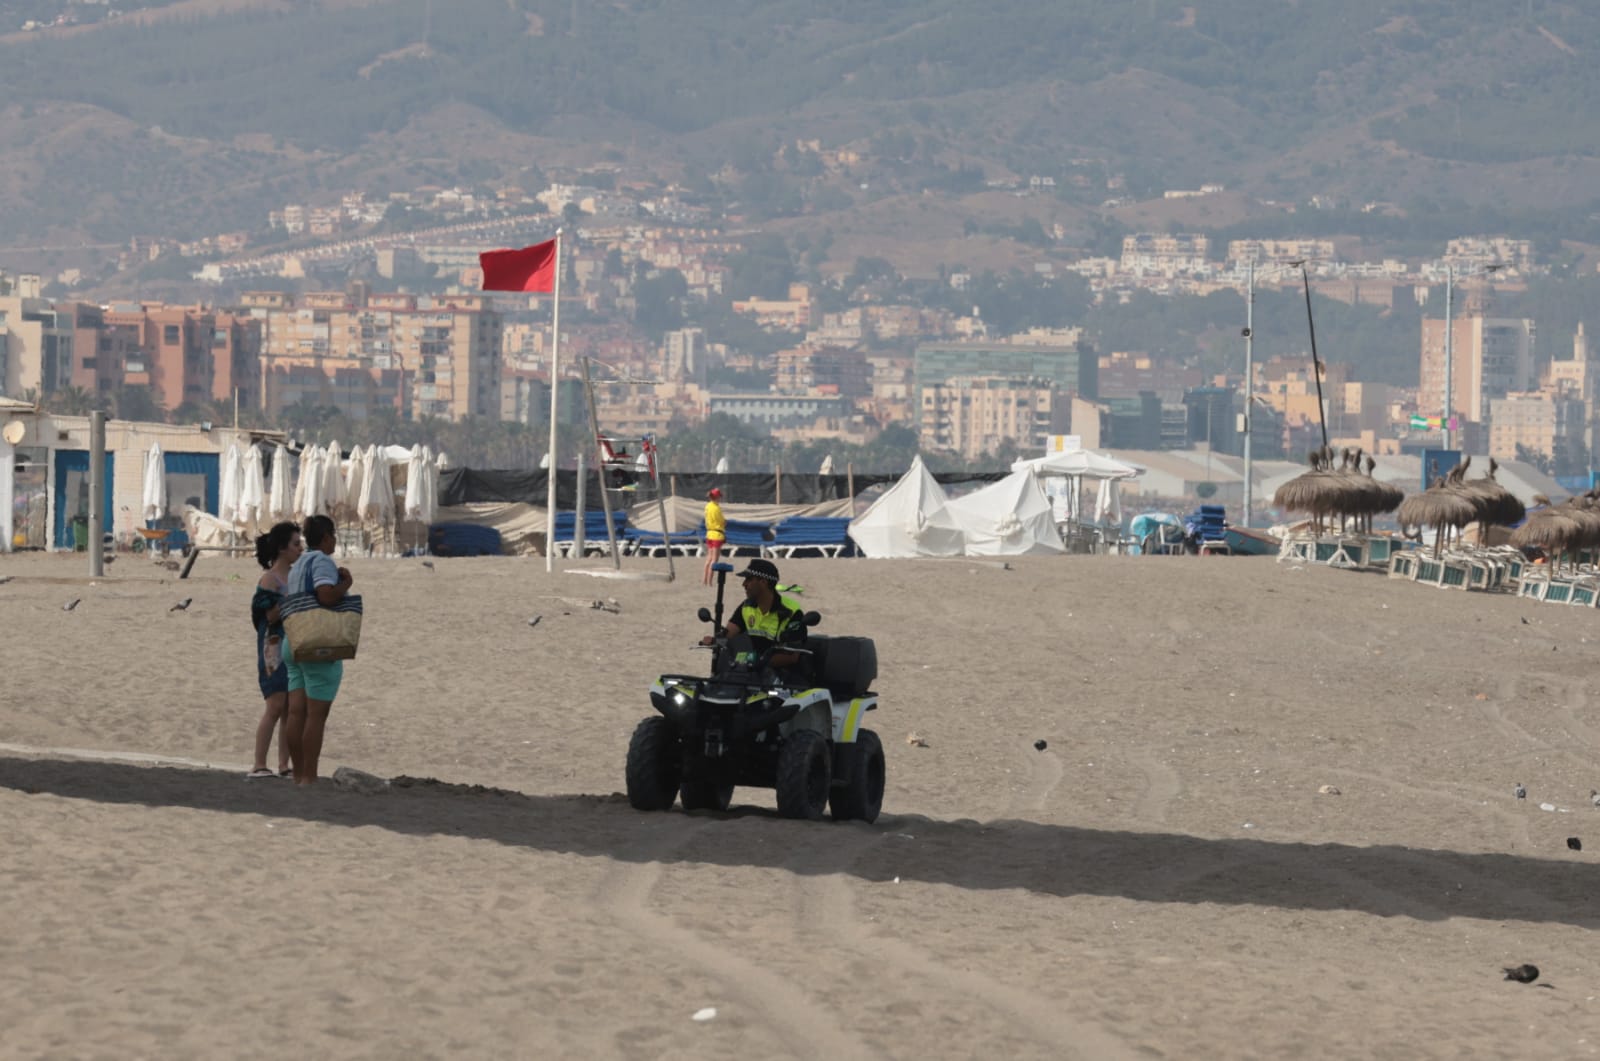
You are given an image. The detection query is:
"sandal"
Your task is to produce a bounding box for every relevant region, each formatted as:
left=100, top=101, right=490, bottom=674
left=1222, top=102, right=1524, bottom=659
left=244, top=768, right=276, bottom=780
left=277, top=769, right=293, bottom=778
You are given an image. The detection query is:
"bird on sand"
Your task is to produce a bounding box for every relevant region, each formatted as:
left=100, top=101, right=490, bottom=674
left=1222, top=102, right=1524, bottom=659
left=1033, top=739, right=1048, bottom=751
left=1590, top=789, right=1600, bottom=808
left=169, top=598, right=192, bottom=612
left=1514, top=783, right=1527, bottom=800
left=1503, top=964, right=1539, bottom=983
left=421, top=559, right=434, bottom=571
left=62, top=598, right=80, bottom=611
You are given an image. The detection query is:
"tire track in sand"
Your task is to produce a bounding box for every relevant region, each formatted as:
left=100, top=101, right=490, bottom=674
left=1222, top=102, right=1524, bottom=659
left=591, top=815, right=872, bottom=1059
left=783, top=823, right=1138, bottom=1061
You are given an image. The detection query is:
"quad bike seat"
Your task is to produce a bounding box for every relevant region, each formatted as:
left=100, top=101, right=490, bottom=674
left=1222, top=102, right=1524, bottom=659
left=804, top=634, right=877, bottom=697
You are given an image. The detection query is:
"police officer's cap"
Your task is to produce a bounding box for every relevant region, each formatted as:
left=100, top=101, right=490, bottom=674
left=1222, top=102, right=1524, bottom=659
left=735, top=558, right=780, bottom=582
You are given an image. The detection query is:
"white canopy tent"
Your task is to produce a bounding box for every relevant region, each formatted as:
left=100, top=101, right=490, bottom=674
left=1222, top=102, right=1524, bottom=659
left=848, top=455, right=966, bottom=558
left=946, top=467, right=1066, bottom=556
left=1013, top=449, right=1141, bottom=527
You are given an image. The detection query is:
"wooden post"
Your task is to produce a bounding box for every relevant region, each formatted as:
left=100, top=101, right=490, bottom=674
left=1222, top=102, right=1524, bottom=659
left=775, top=464, right=781, bottom=506
left=846, top=462, right=854, bottom=505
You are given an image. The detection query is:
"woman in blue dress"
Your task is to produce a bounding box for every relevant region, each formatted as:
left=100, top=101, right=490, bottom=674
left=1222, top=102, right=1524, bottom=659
left=247, top=521, right=303, bottom=779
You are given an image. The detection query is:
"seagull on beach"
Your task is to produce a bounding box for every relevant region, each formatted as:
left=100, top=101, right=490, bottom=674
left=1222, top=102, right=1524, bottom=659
left=421, top=559, right=434, bottom=571
left=1514, top=783, right=1527, bottom=800
left=62, top=598, right=80, bottom=611
left=1590, top=789, right=1600, bottom=808
left=170, top=598, right=192, bottom=612
left=0, top=575, right=13, bottom=585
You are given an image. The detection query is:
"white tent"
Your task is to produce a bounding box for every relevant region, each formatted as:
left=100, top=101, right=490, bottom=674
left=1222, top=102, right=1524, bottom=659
left=847, top=455, right=966, bottom=558
left=1012, top=449, right=1142, bottom=480
left=141, top=443, right=166, bottom=523
left=947, top=467, right=1066, bottom=556
left=1013, top=449, right=1141, bottom=526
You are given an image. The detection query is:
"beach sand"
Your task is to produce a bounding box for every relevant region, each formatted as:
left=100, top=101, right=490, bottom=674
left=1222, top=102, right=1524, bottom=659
left=2, top=549, right=1598, bottom=1058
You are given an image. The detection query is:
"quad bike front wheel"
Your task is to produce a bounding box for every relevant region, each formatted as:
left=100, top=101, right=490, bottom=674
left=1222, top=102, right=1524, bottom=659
left=829, top=728, right=885, bottom=824
left=626, top=717, right=682, bottom=811
left=775, top=729, right=831, bottom=820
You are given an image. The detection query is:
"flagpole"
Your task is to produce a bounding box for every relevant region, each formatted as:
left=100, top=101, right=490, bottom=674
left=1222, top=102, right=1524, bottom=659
left=545, top=229, right=564, bottom=573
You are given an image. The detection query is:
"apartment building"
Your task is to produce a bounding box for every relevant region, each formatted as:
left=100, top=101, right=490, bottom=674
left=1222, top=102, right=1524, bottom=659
left=1225, top=239, right=1336, bottom=265
left=1488, top=391, right=1586, bottom=467
left=914, top=341, right=1098, bottom=418
left=0, top=275, right=74, bottom=398
left=773, top=345, right=870, bottom=398
left=919, top=375, right=1065, bottom=460
left=251, top=291, right=502, bottom=422
left=1119, top=234, right=1210, bottom=275
left=1419, top=314, right=1536, bottom=427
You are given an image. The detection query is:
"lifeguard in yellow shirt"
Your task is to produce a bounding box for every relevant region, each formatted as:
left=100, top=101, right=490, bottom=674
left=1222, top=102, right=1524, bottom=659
left=702, top=487, right=726, bottom=585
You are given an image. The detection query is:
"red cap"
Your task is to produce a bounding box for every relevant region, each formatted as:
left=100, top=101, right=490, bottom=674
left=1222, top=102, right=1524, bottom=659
left=708, top=488, right=722, bottom=499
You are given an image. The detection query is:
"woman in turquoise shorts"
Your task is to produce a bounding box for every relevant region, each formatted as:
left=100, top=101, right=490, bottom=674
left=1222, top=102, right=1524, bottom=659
left=282, top=514, right=354, bottom=785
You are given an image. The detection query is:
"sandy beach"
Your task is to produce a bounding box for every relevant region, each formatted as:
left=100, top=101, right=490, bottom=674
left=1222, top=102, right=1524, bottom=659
left=2, top=548, right=1598, bottom=1059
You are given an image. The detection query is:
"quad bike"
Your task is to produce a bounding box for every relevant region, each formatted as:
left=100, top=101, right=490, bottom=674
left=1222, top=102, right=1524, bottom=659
left=626, top=561, right=885, bottom=822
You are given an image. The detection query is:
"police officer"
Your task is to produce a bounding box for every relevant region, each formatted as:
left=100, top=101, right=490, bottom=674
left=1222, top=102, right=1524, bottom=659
left=701, top=558, right=807, bottom=676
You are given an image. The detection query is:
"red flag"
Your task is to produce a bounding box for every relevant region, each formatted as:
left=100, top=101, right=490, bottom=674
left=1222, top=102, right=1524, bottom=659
left=479, top=238, right=558, bottom=292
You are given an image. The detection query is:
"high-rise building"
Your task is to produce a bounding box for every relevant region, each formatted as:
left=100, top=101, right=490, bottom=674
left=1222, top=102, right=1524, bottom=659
left=1419, top=314, right=1536, bottom=428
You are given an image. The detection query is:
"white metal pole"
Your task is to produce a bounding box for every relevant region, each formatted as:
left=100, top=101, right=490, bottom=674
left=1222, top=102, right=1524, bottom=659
left=1443, top=264, right=1454, bottom=451
left=544, top=230, right=564, bottom=573
left=1244, top=260, right=1254, bottom=527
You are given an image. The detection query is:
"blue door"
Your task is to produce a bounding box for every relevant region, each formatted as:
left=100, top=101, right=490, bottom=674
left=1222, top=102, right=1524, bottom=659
left=53, top=450, right=116, bottom=549
left=153, top=452, right=220, bottom=551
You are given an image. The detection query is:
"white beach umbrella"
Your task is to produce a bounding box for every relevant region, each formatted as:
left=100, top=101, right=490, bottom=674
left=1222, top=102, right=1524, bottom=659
left=218, top=443, right=242, bottom=524
left=237, top=446, right=265, bottom=531
left=267, top=443, right=292, bottom=523
left=420, top=445, right=439, bottom=525
left=715, top=456, right=730, bottom=474
left=344, top=444, right=368, bottom=510
left=359, top=444, right=394, bottom=525
left=293, top=446, right=325, bottom=520
left=141, top=443, right=166, bottom=523
left=404, top=444, right=427, bottom=522
left=321, top=440, right=349, bottom=520
left=435, top=450, right=451, bottom=470
left=819, top=453, right=834, bottom=476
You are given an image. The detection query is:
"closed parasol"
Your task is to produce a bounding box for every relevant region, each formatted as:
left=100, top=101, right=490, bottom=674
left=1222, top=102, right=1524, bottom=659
left=142, top=443, right=166, bottom=523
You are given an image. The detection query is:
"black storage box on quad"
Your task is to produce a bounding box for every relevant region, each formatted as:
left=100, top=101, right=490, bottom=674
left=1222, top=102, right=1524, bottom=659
left=808, top=634, right=877, bottom=697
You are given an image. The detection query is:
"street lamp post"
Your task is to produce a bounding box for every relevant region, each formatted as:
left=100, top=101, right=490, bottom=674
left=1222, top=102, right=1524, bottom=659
left=1443, top=263, right=1456, bottom=451
left=1243, top=259, right=1255, bottom=527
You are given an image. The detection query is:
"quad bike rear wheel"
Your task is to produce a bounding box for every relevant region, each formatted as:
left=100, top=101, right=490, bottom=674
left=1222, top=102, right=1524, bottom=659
left=626, top=717, right=681, bottom=811
left=829, top=728, right=885, bottom=824
left=775, top=729, right=831, bottom=820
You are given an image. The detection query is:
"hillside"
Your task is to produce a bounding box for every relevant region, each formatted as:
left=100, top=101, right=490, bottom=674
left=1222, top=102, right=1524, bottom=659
left=2, top=0, right=1600, bottom=257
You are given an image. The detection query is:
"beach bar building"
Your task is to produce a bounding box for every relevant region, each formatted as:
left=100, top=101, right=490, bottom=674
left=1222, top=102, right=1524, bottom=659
left=1, top=400, right=277, bottom=552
